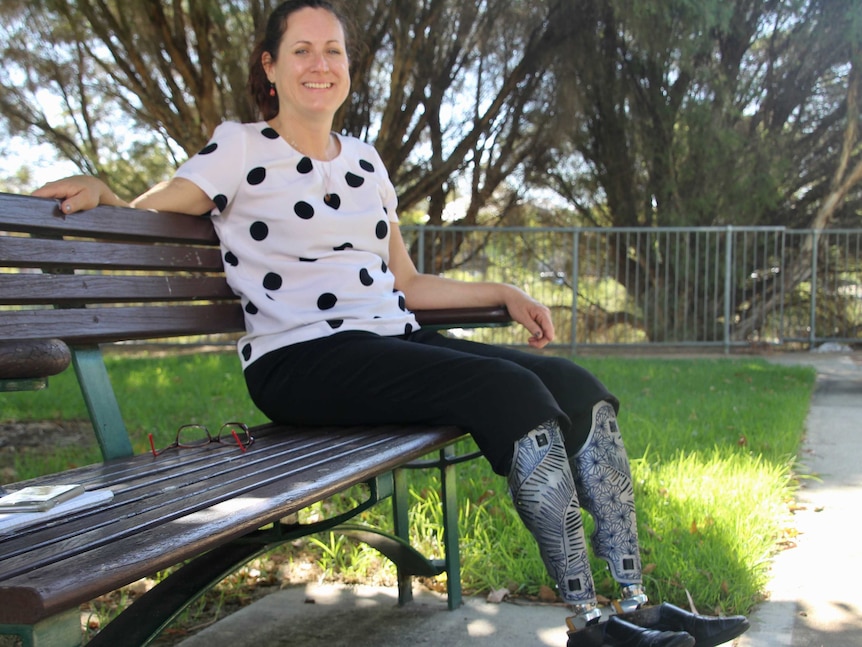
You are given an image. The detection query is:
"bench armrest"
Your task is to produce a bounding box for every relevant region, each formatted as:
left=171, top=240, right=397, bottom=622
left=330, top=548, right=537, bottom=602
left=0, top=339, right=71, bottom=380
left=412, top=306, right=511, bottom=329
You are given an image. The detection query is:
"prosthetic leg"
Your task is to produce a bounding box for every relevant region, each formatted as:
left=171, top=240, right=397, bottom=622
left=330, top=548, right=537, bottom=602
left=509, top=420, right=695, bottom=647
left=570, top=401, right=646, bottom=612
left=568, top=402, right=750, bottom=647
left=508, top=420, right=600, bottom=623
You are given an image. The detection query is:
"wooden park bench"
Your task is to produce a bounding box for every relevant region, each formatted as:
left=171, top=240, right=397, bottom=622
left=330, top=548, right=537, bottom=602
left=0, top=192, right=510, bottom=647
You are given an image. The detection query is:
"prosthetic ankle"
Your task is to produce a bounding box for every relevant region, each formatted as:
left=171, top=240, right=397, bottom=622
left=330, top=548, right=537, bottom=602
left=570, top=401, right=645, bottom=609
left=507, top=419, right=598, bottom=622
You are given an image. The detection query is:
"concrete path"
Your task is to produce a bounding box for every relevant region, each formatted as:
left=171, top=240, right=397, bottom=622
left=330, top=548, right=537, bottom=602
left=736, top=352, right=862, bottom=647
left=177, top=352, right=862, bottom=647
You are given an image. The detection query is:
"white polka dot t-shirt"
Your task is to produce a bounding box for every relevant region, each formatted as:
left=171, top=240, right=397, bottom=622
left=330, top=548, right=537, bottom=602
left=174, top=121, right=419, bottom=369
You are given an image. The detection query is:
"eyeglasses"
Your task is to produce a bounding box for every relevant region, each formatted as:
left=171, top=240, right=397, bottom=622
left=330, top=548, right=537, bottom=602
left=148, top=422, right=254, bottom=457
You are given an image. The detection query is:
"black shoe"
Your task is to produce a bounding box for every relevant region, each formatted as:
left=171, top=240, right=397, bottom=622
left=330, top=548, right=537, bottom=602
left=619, top=603, right=749, bottom=647
left=601, top=616, right=695, bottom=647
left=653, top=603, right=749, bottom=647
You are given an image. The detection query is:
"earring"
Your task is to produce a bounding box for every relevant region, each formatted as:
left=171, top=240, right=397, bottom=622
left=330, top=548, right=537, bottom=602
left=269, top=82, right=276, bottom=97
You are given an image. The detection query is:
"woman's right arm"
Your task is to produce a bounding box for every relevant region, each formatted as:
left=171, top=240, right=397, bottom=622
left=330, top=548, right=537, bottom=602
left=32, top=175, right=214, bottom=216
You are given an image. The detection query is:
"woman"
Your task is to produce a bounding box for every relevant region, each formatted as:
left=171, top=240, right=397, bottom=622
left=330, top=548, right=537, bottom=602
left=34, top=2, right=747, bottom=646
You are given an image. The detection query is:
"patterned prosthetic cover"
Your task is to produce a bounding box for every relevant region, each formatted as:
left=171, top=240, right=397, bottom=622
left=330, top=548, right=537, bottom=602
left=570, top=401, right=642, bottom=585
left=508, top=420, right=596, bottom=606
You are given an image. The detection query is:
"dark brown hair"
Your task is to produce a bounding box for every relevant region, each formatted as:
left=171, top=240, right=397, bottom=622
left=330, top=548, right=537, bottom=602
left=248, top=0, right=353, bottom=121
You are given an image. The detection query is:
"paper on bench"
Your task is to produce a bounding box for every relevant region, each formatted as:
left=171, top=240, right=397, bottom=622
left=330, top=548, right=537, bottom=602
left=0, top=489, right=114, bottom=534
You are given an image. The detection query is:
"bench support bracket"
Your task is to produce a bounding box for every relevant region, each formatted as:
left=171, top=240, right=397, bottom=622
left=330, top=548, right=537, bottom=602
left=70, top=346, right=133, bottom=460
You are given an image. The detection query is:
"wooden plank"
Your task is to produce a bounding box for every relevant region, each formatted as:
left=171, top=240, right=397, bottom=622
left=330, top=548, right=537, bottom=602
left=0, top=274, right=237, bottom=305
left=0, top=192, right=218, bottom=244
left=0, top=304, right=246, bottom=343
left=0, top=236, right=224, bottom=272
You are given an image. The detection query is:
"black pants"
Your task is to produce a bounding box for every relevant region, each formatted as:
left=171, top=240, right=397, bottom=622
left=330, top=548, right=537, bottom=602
left=243, top=329, right=618, bottom=475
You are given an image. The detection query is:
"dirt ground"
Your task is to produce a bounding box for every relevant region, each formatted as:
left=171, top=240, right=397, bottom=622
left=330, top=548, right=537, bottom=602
left=0, top=419, right=96, bottom=484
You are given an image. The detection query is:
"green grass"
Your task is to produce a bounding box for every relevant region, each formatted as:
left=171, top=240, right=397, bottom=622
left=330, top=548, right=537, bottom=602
left=2, top=352, right=815, bottom=620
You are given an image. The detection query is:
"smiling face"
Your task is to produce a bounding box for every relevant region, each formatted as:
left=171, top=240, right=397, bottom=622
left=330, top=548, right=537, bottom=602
left=262, top=7, right=351, bottom=123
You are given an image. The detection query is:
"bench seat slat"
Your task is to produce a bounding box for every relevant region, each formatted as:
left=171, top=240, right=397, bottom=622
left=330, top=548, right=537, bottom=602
left=0, top=193, right=219, bottom=244
left=0, top=425, right=464, bottom=625
left=0, top=274, right=237, bottom=305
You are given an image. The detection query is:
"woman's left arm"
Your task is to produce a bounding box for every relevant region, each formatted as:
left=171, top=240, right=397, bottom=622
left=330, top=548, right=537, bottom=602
left=388, top=223, right=554, bottom=348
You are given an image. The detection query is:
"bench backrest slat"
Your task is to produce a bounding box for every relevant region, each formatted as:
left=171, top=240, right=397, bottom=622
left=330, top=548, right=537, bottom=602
left=0, top=193, right=219, bottom=243
left=1, top=305, right=246, bottom=344
left=0, top=274, right=237, bottom=305
left=0, top=235, right=225, bottom=272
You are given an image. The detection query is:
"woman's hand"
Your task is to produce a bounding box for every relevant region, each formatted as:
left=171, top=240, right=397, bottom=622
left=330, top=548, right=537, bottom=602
left=503, top=287, right=555, bottom=349
left=31, top=175, right=127, bottom=213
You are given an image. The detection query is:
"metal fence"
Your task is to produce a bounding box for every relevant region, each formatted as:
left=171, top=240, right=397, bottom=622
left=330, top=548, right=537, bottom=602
left=402, top=225, right=862, bottom=352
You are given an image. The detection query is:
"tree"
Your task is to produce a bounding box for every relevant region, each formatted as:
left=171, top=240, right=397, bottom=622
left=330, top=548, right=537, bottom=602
left=2, top=0, right=861, bottom=343
left=0, top=0, right=565, bottom=219
left=535, top=0, right=862, bottom=341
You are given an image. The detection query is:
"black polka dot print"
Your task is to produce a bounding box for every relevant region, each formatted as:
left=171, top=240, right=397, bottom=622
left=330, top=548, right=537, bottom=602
left=263, top=272, right=283, bottom=290
left=186, top=123, right=421, bottom=367
left=247, top=167, right=266, bottom=185
left=345, top=172, right=364, bottom=188
left=376, top=220, right=388, bottom=239
left=317, top=293, right=337, bottom=310
left=250, top=221, right=269, bottom=241
left=297, top=157, right=313, bottom=174
left=294, top=201, right=315, bottom=219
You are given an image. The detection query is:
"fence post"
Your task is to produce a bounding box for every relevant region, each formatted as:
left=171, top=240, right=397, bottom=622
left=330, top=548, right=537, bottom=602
left=571, top=229, right=580, bottom=354
left=724, top=226, right=733, bottom=354
left=809, top=230, right=820, bottom=348
left=416, top=227, right=426, bottom=274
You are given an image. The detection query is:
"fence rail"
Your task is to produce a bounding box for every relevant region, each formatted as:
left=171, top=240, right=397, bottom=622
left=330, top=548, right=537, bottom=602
left=402, top=225, right=862, bottom=352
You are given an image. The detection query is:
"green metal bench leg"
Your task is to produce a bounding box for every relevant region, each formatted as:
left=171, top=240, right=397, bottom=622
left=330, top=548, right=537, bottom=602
left=392, top=446, right=464, bottom=610
left=392, top=466, right=413, bottom=605
left=70, top=346, right=133, bottom=461
left=440, top=444, right=463, bottom=609
left=0, top=608, right=81, bottom=647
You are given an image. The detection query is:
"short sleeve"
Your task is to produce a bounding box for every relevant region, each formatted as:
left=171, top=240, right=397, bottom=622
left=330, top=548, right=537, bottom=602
left=365, top=146, right=398, bottom=222
left=174, top=122, right=247, bottom=215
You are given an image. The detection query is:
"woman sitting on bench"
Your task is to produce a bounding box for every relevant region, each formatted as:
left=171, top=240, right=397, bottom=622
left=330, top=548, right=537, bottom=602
left=34, top=1, right=749, bottom=645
